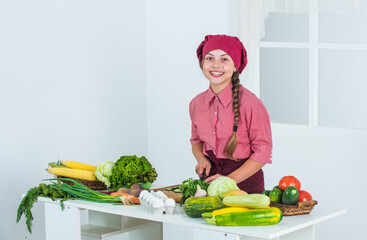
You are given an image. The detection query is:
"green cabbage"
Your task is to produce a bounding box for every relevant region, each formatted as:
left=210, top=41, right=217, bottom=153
left=207, top=176, right=239, bottom=196
left=95, top=161, right=115, bottom=187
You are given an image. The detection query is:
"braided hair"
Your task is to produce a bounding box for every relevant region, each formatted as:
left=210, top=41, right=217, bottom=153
left=225, top=71, right=240, bottom=160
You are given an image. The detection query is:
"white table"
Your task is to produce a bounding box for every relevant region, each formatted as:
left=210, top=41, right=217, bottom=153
left=38, top=197, right=346, bottom=240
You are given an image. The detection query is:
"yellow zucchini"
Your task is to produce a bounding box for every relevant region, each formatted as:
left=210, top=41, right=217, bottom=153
left=204, top=207, right=282, bottom=226
left=202, top=207, right=252, bottom=218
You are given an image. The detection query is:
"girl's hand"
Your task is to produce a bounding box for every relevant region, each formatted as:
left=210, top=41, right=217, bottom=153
left=205, top=173, right=223, bottom=183
left=195, top=158, right=211, bottom=179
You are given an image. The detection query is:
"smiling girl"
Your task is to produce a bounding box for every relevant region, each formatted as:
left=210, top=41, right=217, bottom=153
left=189, top=35, right=272, bottom=193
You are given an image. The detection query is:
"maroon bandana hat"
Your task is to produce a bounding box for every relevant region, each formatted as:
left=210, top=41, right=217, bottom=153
left=196, top=34, right=248, bottom=74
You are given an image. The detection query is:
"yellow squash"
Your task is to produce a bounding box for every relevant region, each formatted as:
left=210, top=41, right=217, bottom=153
left=220, top=190, right=248, bottom=198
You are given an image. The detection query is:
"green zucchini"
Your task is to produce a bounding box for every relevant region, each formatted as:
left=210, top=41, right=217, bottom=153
left=204, top=207, right=283, bottom=226
left=223, top=194, right=270, bottom=208
left=182, top=196, right=225, bottom=218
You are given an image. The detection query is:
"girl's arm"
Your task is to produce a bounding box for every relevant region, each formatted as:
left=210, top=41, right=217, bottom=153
left=227, top=159, right=265, bottom=183
left=205, top=159, right=265, bottom=183
left=192, top=142, right=211, bottom=177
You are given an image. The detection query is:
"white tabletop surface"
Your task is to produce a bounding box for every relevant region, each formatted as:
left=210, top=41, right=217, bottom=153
left=38, top=197, right=346, bottom=239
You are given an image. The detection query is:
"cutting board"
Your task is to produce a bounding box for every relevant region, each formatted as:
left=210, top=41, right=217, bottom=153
left=161, top=190, right=182, bottom=203
left=152, top=185, right=182, bottom=203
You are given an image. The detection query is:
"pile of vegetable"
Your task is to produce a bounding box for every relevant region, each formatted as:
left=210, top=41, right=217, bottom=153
left=263, top=176, right=313, bottom=205
left=46, top=155, right=158, bottom=190
left=180, top=176, right=283, bottom=226
left=17, top=178, right=141, bottom=234
left=17, top=155, right=158, bottom=234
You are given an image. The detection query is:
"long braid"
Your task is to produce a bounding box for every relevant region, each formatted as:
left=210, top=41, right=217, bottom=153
left=225, top=71, right=241, bottom=160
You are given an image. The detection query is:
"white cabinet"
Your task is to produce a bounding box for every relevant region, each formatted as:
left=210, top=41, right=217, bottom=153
left=44, top=202, right=161, bottom=240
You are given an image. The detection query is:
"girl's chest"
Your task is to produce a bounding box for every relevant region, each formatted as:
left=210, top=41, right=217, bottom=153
left=194, top=103, right=249, bottom=140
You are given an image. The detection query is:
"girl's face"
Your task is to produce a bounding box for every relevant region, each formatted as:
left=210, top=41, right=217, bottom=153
left=202, top=49, right=236, bottom=94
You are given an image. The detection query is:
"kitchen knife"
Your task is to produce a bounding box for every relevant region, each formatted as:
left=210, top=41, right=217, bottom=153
left=200, top=168, right=206, bottom=181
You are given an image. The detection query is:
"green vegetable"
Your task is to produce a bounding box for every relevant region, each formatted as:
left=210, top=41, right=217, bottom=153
left=179, top=178, right=209, bottom=205
left=110, top=155, right=158, bottom=189
left=203, top=207, right=283, bottom=226
left=46, top=178, right=124, bottom=204
left=207, top=176, right=239, bottom=197
left=262, top=190, right=270, bottom=196
left=48, top=160, right=69, bottom=168
left=282, top=186, right=299, bottom=205
left=95, top=161, right=115, bottom=187
left=168, top=186, right=182, bottom=193
left=269, top=188, right=283, bottom=203
left=222, top=194, right=270, bottom=208
left=16, top=183, right=71, bottom=233
left=182, top=196, right=224, bottom=218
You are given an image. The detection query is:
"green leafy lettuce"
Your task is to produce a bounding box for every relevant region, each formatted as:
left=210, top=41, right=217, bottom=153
left=109, top=155, right=158, bottom=189
left=207, top=176, right=239, bottom=196
left=95, top=161, right=115, bottom=187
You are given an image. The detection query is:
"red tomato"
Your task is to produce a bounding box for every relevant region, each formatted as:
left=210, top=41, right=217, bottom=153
left=298, top=190, right=313, bottom=202
left=279, top=176, right=301, bottom=191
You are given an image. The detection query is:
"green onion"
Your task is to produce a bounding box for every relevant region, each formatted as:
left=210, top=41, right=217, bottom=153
left=44, top=178, right=123, bottom=204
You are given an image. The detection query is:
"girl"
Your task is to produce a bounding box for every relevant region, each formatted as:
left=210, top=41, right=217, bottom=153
left=189, top=34, right=272, bottom=194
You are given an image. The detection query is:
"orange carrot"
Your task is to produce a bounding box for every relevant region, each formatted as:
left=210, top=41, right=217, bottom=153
left=110, top=192, right=140, bottom=204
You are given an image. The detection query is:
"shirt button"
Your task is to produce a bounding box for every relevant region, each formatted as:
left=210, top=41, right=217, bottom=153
left=215, top=97, right=219, bottom=100
left=214, top=151, right=216, bottom=155
left=213, top=131, right=215, bottom=135
left=215, top=112, right=217, bottom=115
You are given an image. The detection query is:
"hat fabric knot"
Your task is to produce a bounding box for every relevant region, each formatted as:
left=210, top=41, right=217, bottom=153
left=196, top=34, right=248, bottom=74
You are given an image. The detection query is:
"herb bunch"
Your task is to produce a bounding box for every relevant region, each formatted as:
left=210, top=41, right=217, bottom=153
left=179, top=178, right=209, bottom=205
left=16, top=183, right=71, bottom=233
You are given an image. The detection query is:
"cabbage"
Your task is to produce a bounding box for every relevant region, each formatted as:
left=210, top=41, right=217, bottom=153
left=95, top=161, right=115, bottom=187
left=207, top=176, right=239, bottom=196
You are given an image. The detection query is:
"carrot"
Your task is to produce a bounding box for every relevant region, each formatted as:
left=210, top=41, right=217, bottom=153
left=110, top=192, right=140, bottom=204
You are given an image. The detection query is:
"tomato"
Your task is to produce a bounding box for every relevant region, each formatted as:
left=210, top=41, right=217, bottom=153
left=298, top=190, right=313, bottom=202
left=279, top=176, right=301, bottom=191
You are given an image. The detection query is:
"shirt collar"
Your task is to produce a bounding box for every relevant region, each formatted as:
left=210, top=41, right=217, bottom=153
left=204, top=83, right=233, bottom=109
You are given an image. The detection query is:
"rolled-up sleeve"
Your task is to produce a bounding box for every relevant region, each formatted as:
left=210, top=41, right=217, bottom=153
left=245, top=98, right=272, bottom=164
left=189, top=100, right=201, bottom=145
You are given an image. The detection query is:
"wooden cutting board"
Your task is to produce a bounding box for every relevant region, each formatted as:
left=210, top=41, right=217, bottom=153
left=152, top=185, right=182, bottom=203
left=161, top=190, right=182, bottom=203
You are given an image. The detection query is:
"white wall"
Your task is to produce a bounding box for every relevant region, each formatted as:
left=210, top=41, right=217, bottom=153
left=0, top=1, right=147, bottom=239
left=146, top=0, right=239, bottom=186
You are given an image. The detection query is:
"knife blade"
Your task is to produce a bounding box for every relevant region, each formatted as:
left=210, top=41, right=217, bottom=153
left=199, top=168, right=206, bottom=181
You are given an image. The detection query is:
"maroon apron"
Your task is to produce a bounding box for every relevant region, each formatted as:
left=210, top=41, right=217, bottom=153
left=206, top=150, right=264, bottom=194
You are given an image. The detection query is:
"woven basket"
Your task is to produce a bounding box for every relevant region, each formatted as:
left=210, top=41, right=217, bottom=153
left=269, top=200, right=318, bottom=216
left=57, top=176, right=107, bottom=190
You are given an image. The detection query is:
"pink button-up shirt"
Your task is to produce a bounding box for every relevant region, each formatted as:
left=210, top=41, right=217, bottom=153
left=189, top=83, right=272, bottom=164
